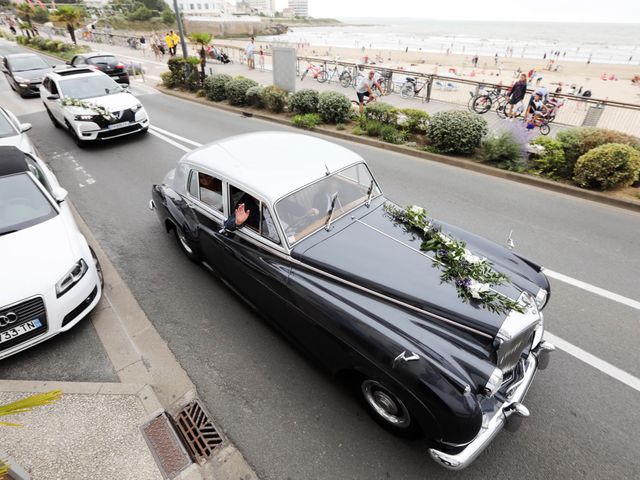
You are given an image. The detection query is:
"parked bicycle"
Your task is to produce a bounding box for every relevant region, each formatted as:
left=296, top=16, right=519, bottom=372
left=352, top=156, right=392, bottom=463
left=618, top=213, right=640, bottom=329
left=300, top=63, right=324, bottom=81
left=400, top=76, right=428, bottom=99
left=317, top=63, right=349, bottom=84
left=470, top=86, right=507, bottom=114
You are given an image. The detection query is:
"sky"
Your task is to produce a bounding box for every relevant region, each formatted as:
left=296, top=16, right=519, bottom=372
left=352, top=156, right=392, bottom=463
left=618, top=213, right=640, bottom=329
left=275, top=0, right=640, bottom=23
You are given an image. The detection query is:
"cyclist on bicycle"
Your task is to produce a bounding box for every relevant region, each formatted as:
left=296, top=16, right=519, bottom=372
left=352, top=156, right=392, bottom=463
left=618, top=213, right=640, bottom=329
left=356, top=69, right=377, bottom=115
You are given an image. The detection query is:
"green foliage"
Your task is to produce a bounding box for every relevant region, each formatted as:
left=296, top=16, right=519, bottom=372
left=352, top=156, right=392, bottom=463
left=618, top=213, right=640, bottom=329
left=364, top=119, right=384, bottom=137
left=127, top=6, right=154, bottom=21
left=160, top=71, right=177, bottom=88
left=33, top=6, right=50, bottom=23
left=336, top=123, right=346, bottom=131
left=289, top=89, right=319, bottom=114
left=162, top=8, right=176, bottom=23
left=573, top=143, right=640, bottom=190
left=189, top=32, right=213, bottom=47
left=425, top=110, right=488, bottom=155
left=556, top=127, right=640, bottom=179
left=262, top=85, right=288, bottom=113
left=352, top=125, right=364, bottom=135
left=401, top=108, right=430, bottom=134
left=364, top=102, right=398, bottom=124
left=379, top=124, right=407, bottom=144
left=317, top=91, right=351, bottom=124
left=15, top=35, right=28, bottom=45
left=225, top=76, right=259, bottom=106
left=292, top=113, right=322, bottom=130
left=245, top=85, right=264, bottom=108
left=482, top=131, right=524, bottom=170
left=529, top=137, right=566, bottom=178
left=203, top=73, right=232, bottom=101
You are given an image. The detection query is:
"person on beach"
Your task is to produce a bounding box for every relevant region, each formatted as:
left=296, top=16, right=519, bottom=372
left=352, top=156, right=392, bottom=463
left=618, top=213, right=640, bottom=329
left=506, top=73, right=528, bottom=119
left=165, top=32, right=175, bottom=56
left=246, top=37, right=255, bottom=69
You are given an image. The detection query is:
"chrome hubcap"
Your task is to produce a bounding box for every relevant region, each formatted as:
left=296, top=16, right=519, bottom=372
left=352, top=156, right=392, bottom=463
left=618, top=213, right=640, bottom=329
left=362, top=380, right=410, bottom=427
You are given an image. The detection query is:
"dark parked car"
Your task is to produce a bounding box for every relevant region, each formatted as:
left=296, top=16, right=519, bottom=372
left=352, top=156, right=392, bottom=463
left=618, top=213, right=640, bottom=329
left=2, top=53, right=53, bottom=97
left=150, top=132, right=554, bottom=470
left=68, top=53, right=129, bottom=85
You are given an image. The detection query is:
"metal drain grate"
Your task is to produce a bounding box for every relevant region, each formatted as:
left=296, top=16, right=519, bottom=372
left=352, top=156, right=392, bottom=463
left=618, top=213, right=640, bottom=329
left=174, top=399, right=223, bottom=463
left=141, top=412, right=192, bottom=479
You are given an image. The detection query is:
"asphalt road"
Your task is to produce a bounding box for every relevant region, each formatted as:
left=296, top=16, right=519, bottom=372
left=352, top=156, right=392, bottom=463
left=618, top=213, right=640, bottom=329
left=1, top=40, right=639, bottom=480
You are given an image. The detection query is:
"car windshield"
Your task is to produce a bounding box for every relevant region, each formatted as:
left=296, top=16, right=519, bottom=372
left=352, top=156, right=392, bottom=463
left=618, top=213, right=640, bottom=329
left=9, top=55, right=49, bottom=72
left=0, top=173, right=57, bottom=236
left=275, top=163, right=381, bottom=245
left=0, top=112, right=18, bottom=139
left=59, top=75, right=123, bottom=100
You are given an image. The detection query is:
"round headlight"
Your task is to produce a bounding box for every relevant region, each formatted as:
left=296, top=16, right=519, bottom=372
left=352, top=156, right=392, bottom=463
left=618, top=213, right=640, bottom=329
left=535, top=288, right=548, bottom=310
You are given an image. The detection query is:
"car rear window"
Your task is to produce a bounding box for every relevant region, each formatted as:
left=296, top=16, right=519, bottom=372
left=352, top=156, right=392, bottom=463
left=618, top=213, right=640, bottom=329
left=0, top=173, right=57, bottom=235
left=88, top=56, right=117, bottom=65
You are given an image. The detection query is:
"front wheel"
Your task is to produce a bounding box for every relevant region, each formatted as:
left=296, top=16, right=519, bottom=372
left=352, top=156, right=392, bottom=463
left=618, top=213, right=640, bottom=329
left=360, top=379, right=421, bottom=438
left=66, top=121, right=88, bottom=148
left=539, top=123, right=551, bottom=135
left=174, top=224, right=200, bottom=262
left=472, top=95, right=492, bottom=114
left=316, top=70, right=328, bottom=83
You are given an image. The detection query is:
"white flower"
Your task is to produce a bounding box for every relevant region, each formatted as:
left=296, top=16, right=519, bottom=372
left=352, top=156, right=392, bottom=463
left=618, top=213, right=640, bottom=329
left=438, top=232, right=453, bottom=245
left=463, top=249, right=483, bottom=264
left=468, top=280, right=491, bottom=299
left=410, top=205, right=425, bottom=216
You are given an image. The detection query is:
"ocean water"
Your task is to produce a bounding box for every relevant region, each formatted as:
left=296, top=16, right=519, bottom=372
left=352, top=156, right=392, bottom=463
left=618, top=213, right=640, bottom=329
left=259, top=18, right=640, bottom=65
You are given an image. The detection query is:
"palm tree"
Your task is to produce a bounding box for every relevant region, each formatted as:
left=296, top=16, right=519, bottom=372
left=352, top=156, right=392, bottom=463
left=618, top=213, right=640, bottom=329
left=15, top=3, right=37, bottom=37
left=0, top=390, right=61, bottom=480
left=50, top=5, right=85, bottom=45
left=189, top=32, right=212, bottom=78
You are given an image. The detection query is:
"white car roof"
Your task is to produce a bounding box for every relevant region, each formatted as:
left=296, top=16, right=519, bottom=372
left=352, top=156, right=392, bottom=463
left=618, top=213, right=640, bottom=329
left=182, top=132, right=365, bottom=204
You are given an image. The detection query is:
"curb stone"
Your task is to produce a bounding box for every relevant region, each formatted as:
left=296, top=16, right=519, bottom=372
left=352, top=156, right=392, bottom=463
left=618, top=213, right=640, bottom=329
left=156, top=86, right=640, bottom=214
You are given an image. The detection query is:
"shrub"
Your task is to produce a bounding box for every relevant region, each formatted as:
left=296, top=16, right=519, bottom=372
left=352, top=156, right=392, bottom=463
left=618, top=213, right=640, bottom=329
left=204, top=73, right=232, bottom=101
left=262, top=85, right=288, bottom=113
left=16, top=35, right=28, bottom=45
left=289, top=89, right=319, bottom=114
left=556, top=127, right=640, bottom=179
left=482, top=131, right=525, bottom=170
left=160, top=71, right=177, bottom=88
left=127, top=6, right=154, bottom=21
left=529, top=137, right=566, bottom=178
left=318, top=91, right=352, bottom=124
left=336, top=123, right=346, bottom=131
left=573, top=143, right=640, bottom=190
left=292, top=113, right=322, bottom=130
left=352, top=125, right=365, bottom=135
left=364, top=102, right=398, bottom=124
left=364, top=120, right=384, bottom=137
left=400, top=108, right=430, bottom=134
left=245, top=85, right=264, bottom=108
left=225, top=76, right=258, bottom=106
left=425, top=110, right=488, bottom=155
left=379, top=125, right=407, bottom=144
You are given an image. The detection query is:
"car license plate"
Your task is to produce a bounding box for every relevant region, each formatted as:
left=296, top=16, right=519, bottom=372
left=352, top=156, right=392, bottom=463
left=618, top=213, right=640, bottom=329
left=108, top=121, right=129, bottom=130
left=0, top=319, right=42, bottom=344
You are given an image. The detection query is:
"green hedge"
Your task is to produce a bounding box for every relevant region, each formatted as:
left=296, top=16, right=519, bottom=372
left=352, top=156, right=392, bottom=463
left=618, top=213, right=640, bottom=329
left=482, top=131, right=524, bottom=170
left=289, top=89, right=319, bottom=114
left=529, top=137, right=566, bottom=179
left=318, top=91, right=351, bottom=124
left=245, top=85, right=264, bottom=108
left=262, top=85, right=288, bottom=113
left=364, top=102, right=398, bottom=124
left=401, top=108, right=430, bottom=134
left=225, top=76, right=258, bottom=106
left=425, top=110, right=488, bottom=155
left=204, top=73, right=232, bottom=101
left=292, top=113, right=322, bottom=130
left=573, top=143, right=640, bottom=190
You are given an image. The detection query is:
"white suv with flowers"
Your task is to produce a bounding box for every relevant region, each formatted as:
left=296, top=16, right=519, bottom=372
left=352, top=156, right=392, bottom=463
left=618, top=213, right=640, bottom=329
left=40, top=67, right=149, bottom=147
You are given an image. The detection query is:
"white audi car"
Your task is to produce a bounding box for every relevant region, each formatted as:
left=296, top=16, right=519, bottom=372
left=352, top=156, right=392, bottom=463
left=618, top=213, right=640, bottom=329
left=0, top=146, right=103, bottom=360
left=40, top=67, right=149, bottom=147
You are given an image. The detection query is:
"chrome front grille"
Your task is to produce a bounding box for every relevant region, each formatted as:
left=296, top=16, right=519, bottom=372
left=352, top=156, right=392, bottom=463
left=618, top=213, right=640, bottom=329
left=497, top=326, right=536, bottom=374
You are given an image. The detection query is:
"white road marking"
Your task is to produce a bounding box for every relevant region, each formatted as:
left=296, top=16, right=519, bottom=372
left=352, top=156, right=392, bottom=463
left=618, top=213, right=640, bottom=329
left=147, top=125, right=640, bottom=393
left=545, top=332, right=640, bottom=393
left=113, top=53, right=167, bottom=67
left=545, top=269, right=640, bottom=311
left=148, top=129, right=192, bottom=153
left=149, top=125, right=203, bottom=147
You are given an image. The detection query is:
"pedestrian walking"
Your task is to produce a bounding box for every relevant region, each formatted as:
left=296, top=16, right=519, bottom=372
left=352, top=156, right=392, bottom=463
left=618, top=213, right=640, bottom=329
left=165, top=32, right=174, bottom=56
left=139, top=34, right=147, bottom=57
left=258, top=47, right=265, bottom=71
left=245, top=37, right=255, bottom=69
left=171, top=30, right=180, bottom=55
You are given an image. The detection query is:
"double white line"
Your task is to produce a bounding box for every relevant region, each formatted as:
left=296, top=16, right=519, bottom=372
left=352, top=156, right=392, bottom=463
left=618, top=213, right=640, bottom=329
left=147, top=123, right=640, bottom=394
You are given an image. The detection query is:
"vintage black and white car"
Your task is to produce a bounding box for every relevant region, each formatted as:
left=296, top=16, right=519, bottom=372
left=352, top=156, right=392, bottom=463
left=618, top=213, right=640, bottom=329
left=150, top=132, right=554, bottom=470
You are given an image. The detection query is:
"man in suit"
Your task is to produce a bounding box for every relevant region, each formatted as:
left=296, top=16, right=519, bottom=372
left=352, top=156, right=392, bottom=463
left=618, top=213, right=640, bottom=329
left=224, top=194, right=259, bottom=231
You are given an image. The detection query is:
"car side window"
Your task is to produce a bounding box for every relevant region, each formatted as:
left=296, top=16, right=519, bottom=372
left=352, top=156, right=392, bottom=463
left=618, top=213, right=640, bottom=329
left=260, top=204, right=281, bottom=245
left=187, top=170, right=199, bottom=198
left=24, top=156, right=53, bottom=195
left=42, top=77, right=50, bottom=91
left=49, top=80, right=58, bottom=95
left=229, top=185, right=259, bottom=233
left=198, top=172, right=223, bottom=212
left=72, top=56, right=83, bottom=66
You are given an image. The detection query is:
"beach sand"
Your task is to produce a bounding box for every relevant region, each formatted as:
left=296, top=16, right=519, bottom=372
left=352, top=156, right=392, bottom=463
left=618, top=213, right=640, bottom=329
left=219, top=39, right=640, bottom=105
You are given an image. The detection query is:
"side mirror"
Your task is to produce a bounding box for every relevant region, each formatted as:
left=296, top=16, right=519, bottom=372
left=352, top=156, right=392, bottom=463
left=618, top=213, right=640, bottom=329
left=20, top=123, right=32, bottom=133
left=47, top=94, right=60, bottom=100
left=65, top=61, right=72, bottom=65
left=51, top=187, right=68, bottom=203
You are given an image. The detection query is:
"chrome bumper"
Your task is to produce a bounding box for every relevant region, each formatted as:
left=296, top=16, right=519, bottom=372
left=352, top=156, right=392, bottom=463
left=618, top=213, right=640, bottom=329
left=429, top=341, right=555, bottom=470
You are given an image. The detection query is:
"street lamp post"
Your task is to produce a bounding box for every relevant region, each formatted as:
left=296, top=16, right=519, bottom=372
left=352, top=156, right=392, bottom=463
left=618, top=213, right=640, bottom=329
left=172, top=0, right=188, bottom=59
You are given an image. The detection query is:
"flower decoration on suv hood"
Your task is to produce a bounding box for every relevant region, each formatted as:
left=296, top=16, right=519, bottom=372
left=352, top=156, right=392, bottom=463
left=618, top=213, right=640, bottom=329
left=385, top=204, right=525, bottom=315
left=61, top=98, right=117, bottom=122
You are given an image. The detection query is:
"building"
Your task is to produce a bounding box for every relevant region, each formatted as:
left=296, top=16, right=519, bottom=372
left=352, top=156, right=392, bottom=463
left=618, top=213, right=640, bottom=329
left=287, top=0, right=308, bottom=17
left=175, top=0, right=236, bottom=17
left=235, top=0, right=274, bottom=15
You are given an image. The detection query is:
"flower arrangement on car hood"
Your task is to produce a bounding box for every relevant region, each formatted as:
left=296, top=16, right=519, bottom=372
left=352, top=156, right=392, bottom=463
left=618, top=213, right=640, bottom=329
left=61, top=98, right=117, bottom=122
left=385, top=204, right=525, bottom=315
